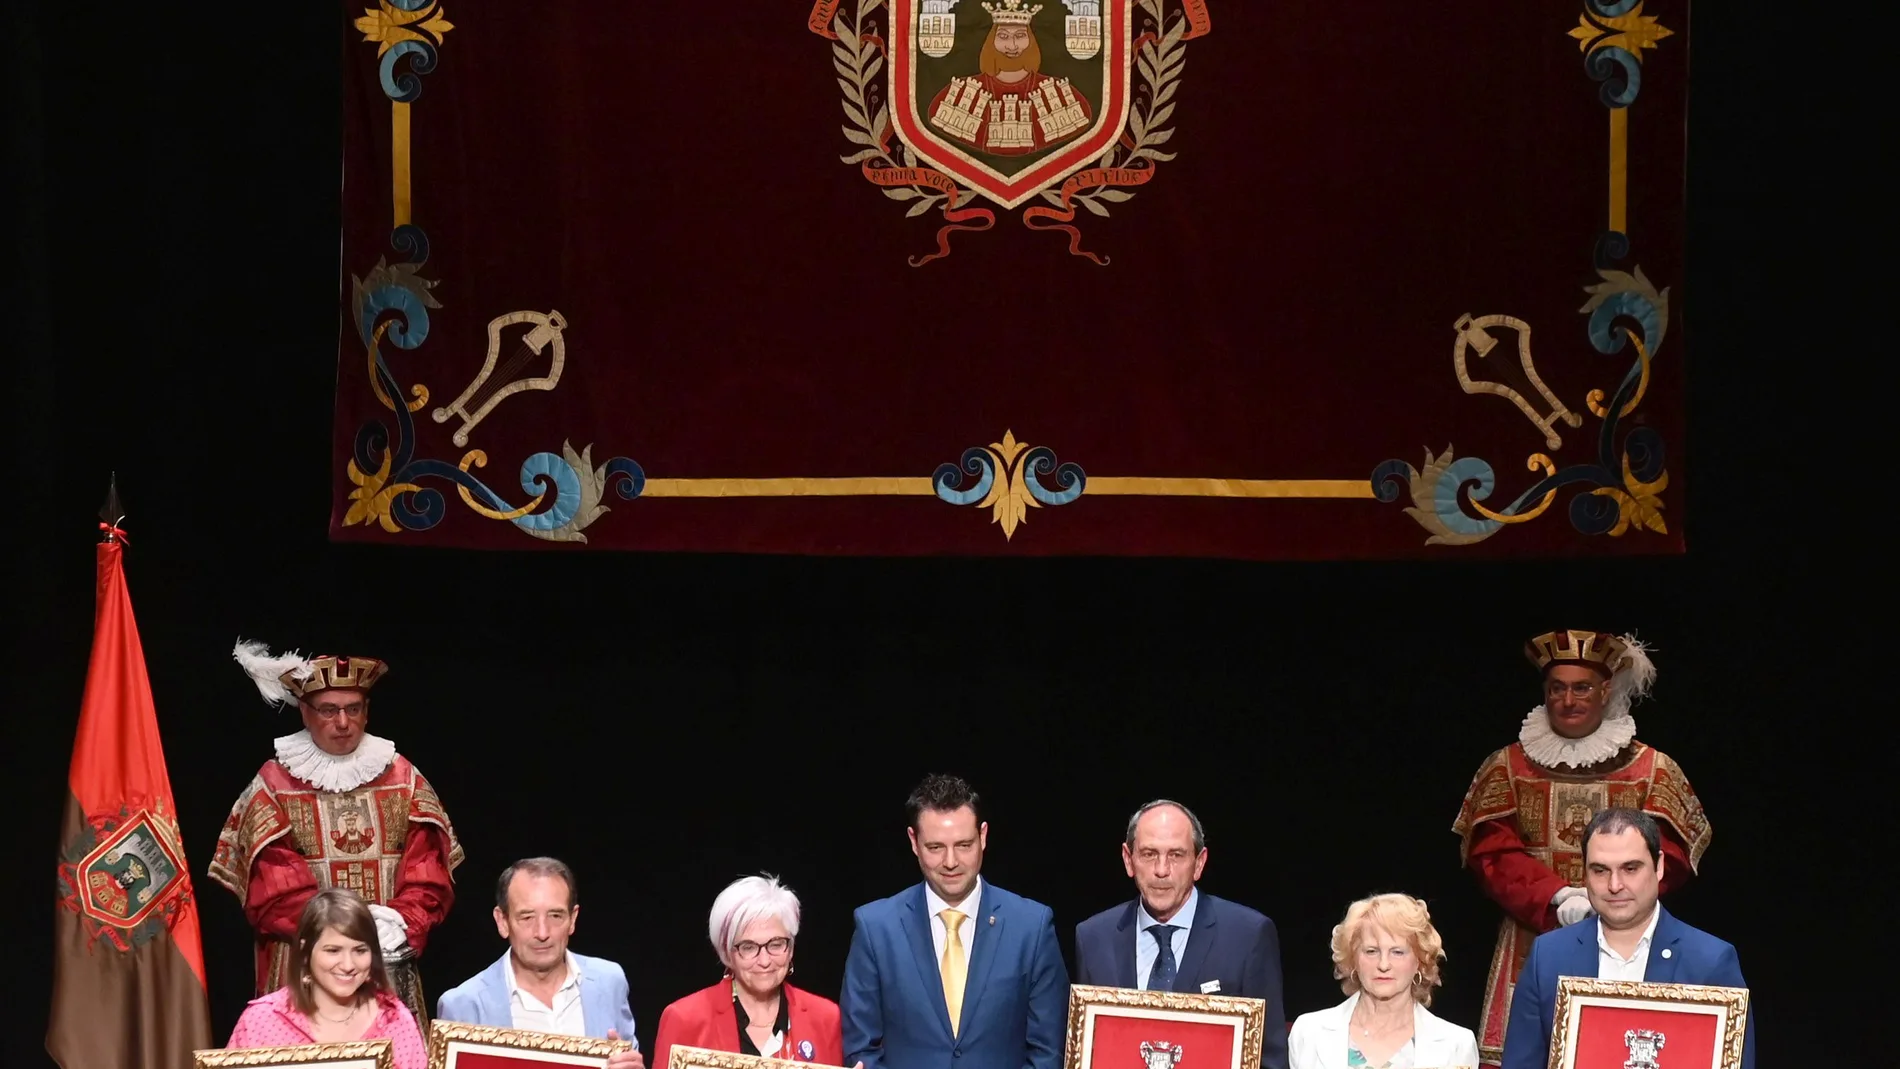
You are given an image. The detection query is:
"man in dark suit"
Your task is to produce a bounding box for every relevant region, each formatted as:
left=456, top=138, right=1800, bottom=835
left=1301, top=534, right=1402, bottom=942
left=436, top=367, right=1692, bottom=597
left=841, top=774, right=1069, bottom=1069
left=1501, top=808, right=1755, bottom=1069
left=1073, top=800, right=1289, bottom=1069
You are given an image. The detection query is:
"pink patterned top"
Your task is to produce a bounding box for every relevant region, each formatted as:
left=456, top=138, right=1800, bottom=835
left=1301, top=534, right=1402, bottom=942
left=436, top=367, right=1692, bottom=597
left=226, top=986, right=427, bottom=1069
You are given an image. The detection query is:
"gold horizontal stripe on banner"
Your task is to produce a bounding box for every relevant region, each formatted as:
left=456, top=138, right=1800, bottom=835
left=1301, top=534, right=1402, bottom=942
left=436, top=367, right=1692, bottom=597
left=642, top=478, right=937, bottom=497
left=639, top=477, right=1372, bottom=499
left=1082, top=478, right=1374, bottom=498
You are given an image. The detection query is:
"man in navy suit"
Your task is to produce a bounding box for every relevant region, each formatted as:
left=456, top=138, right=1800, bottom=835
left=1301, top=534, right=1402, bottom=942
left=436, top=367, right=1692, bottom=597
left=841, top=774, right=1069, bottom=1069
left=1501, top=809, right=1754, bottom=1069
left=1073, top=800, right=1289, bottom=1069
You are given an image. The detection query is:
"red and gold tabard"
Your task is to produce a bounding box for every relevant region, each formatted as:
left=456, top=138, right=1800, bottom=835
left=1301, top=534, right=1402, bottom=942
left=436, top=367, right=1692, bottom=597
left=207, top=754, right=463, bottom=1002
left=1452, top=740, right=1710, bottom=1066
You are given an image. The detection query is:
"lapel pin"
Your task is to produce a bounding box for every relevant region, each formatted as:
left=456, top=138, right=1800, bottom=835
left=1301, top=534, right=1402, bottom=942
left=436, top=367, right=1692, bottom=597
left=1660, top=948, right=1672, bottom=959
left=989, top=915, right=996, bottom=926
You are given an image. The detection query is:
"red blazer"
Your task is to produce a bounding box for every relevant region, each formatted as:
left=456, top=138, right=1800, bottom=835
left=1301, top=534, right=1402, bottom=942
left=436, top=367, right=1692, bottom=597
left=653, top=982, right=844, bottom=1069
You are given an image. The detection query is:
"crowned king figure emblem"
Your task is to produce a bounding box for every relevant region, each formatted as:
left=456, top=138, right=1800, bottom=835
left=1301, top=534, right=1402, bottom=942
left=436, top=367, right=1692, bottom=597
left=1139, top=1041, right=1185, bottom=1069
left=1622, top=1028, right=1665, bottom=1069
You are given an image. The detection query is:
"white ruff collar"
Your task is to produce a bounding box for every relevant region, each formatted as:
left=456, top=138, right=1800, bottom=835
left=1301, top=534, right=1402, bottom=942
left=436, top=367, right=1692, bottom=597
left=1518, top=707, right=1637, bottom=769
left=273, top=731, right=396, bottom=792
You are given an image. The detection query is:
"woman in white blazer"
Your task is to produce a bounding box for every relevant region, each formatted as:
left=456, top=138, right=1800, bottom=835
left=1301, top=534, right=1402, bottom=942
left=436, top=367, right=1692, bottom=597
left=1288, top=893, right=1480, bottom=1069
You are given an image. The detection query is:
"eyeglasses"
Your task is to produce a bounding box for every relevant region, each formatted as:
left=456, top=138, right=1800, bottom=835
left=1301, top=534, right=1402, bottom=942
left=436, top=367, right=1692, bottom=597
left=733, top=937, right=792, bottom=961
left=307, top=701, right=368, bottom=720
left=1545, top=682, right=1601, bottom=699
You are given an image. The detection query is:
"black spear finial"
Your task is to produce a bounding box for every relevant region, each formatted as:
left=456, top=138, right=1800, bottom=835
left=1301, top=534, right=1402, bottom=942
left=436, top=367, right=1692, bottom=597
left=99, top=473, right=126, bottom=542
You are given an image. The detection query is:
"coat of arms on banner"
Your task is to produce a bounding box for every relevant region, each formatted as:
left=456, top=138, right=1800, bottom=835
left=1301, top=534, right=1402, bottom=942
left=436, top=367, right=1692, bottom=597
left=809, top=0, right=1212, bottom=265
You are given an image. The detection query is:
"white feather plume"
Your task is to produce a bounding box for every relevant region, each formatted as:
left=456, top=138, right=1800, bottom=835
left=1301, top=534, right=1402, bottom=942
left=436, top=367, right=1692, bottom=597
left=232, top=638, right=315, bottom=708
left=1605, top=632, right=1658, bottom=719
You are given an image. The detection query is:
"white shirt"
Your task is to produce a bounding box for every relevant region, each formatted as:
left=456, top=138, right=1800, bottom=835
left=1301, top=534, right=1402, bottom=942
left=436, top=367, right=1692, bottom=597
left=1596, top=905, right=1662, bottom=981
left=506, top=950, right=586, bottom=1036
left=924, top=877, right=984, bottom=967
left=1134, top=887, right=1198, bottom=991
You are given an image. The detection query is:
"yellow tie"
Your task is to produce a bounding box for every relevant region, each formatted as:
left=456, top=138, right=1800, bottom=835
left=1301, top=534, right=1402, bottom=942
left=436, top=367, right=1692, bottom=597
left=940, top=909, right=969, bottom=1035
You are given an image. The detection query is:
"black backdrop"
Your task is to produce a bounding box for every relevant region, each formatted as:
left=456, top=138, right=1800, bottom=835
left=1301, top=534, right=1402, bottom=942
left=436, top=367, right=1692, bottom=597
left=5, top=2, right=1850, bottom=1066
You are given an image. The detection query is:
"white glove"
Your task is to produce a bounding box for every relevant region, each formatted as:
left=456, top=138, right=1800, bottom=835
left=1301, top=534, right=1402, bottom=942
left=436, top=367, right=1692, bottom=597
left=1552, top=886, right=1594, bottom=926
left=368, top=904, right=413, bottom=961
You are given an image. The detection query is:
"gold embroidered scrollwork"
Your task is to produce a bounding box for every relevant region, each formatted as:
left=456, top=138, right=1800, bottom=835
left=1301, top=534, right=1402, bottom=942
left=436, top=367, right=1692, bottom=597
left=1586, top=331, right=1651, bottom=419
left=454, top=450, right=547, bottom=521
left=368, top=320, right=430, bottom=414
left=1470, top=453, right=1558, bottom=524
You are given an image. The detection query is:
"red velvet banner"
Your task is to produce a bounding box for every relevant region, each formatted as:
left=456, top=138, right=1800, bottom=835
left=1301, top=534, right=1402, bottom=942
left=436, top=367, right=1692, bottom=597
left=333, top=0, right=1689, bottom=558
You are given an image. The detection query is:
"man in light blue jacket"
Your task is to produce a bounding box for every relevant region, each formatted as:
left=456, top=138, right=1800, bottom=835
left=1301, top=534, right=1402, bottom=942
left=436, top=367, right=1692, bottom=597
left=436, top=857, right=643, bottom=1069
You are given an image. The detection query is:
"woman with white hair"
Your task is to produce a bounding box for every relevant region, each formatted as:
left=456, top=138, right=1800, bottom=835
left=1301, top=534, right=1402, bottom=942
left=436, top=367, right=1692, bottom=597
left=653, top=874, right=846, bottom=1068
left=1287, top=893, right=1480, bottom=1069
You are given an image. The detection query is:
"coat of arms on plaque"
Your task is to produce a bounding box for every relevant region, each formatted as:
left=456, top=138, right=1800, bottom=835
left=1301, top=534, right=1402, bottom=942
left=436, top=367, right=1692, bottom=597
left=808, top=0, right=1213, bottom=265
left=1139, top=1042, right=1184, bottom=1069
left=1623, top=1028, right=1664, bottom=1069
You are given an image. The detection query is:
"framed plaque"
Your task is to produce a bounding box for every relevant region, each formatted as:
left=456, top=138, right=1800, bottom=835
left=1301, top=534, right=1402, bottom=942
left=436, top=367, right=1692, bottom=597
left=1064, top=984, right=1268, bottom=1069
left=1550, top=978, right=1750, bottom=1069
left=426, top=1020, right=633, bottom=1068
left=193, top=1039, right=393, bottom=1068
left=668, top=1044, right=836, bottom=1069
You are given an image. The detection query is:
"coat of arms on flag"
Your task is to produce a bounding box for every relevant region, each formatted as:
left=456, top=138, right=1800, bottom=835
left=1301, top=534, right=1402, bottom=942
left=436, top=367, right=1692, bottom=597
left=63, top=804, right=191, bottom=935
left=811, top=0, right=1211, bottom=265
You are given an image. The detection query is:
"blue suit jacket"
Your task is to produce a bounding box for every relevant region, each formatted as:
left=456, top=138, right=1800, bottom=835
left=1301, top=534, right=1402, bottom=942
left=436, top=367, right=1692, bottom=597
left=1073, top=893, right=1288, bottom=1069
left=1500, top=908, right=1754, bottom=1069
left=435, top=951, right=640, bottom=1046
left=841, top=881, right=1069, bottom=1069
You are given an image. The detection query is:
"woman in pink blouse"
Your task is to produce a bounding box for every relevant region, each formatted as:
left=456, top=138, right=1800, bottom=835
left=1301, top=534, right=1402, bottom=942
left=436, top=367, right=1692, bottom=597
left=226, top=888, right=428, bottom=1069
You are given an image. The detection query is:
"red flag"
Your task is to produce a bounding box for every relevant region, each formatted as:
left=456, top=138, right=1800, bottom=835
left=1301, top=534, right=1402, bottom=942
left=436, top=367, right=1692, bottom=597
left=48, top=537, right=213, bottom=1068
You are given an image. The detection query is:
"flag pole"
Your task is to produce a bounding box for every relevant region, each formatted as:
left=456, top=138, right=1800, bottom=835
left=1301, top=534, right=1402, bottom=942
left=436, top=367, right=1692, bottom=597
left=48, top=476, right=214, bottom=1069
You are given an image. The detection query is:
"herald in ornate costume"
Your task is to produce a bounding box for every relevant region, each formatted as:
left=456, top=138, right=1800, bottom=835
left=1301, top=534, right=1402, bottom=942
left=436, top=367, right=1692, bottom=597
left=1451, top=630, right=1711, bottom=1067
left=208, top=641, right=464, bottom=1026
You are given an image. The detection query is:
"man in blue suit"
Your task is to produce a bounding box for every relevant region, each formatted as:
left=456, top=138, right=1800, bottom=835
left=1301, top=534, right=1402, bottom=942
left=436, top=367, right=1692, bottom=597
left=1073, top=800, right=1288, bottom=1069
left=842, top=774, right=1069, bottom=1069
left=1501, top=809, right=1754, bottom=1069
left=436, top=857, right=642, bottom=1069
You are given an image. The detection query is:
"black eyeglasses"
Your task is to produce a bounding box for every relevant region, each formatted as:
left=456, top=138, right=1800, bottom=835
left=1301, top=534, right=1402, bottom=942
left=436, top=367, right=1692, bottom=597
left=733, top=937, right=792, bottom=961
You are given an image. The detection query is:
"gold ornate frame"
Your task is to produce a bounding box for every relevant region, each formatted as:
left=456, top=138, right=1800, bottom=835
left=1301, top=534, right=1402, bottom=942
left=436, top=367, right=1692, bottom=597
left=192, top=1039, right=393, bottom=1068
left=1550, top=977, right=1749, bottom=1069
left=426, top=1020, right=633, bottom=1068
left=668, top=1044, right=834, bottom=1069
left=1065, top=984, right=1266, bottom=1069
